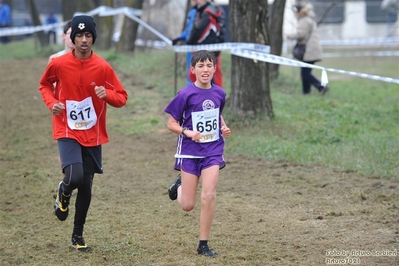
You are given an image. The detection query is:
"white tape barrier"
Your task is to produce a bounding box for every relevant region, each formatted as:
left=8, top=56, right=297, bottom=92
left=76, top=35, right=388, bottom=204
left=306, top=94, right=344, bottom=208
left=0, top=5, right=397, bottom=85
left=230, top=48, right=399, bottom=85
left=0, top=6, right=142, bottom=37
left=1, top=5, right=399, bottom=47
left=173, top=42, right=270, bottom=53
left=172, top=42, right=398, bottom=86
left=229, top=48, right=327, bottom=87
left=320, top=37, right=399, bottom=46
left=73, top=6, right=173, bottom=45
left=0, top=22, right=67, bottom=37
left=323, top=66, right=399, bottom=84
left=323, top=51, right=399, bottom=58
left=74, top=6, right=141, bottom=17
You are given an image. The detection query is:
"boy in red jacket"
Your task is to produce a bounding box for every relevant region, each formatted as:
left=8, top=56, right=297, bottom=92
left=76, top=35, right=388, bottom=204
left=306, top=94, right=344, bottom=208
left=39, top=15, right=128, bottom=252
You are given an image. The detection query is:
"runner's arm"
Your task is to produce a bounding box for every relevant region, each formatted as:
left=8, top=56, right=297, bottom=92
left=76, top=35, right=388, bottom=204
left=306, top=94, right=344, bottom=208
left=220, top=115, right=230, bottom=138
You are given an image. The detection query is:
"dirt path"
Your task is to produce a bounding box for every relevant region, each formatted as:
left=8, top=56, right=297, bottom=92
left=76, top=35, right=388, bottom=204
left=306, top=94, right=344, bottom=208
left=1, top=58, right=398, bottom=265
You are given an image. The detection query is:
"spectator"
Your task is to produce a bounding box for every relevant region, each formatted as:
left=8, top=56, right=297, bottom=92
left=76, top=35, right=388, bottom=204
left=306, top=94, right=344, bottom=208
left=45, top=13, right=58, bottom=44
left=0, top=0, right=11, bottom=44
left=172, top=0, right=197, bottom=85
left=286, top=2, right=329, bottom=95
left=381, top=0, right=399, bottom=37
left=187, top=0, right=224, bottom=87
left=24, top=18, right=33, bottom=38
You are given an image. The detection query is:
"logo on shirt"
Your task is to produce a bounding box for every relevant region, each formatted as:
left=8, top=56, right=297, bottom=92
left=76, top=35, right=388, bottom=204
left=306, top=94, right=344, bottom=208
left=78, top=23, right=85, bottom=30
left=202, top=100, right=215, bottom=110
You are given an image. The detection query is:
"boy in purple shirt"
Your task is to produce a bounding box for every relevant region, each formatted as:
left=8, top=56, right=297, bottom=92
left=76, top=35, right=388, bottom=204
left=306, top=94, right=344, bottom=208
left=164, top=50, right=231, bottom=257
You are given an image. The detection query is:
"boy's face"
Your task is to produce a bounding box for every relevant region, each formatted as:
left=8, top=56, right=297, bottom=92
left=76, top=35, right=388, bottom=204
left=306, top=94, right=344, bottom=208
left=73, top=31, right=93, bottom=58
left=190, top=58, right=216, bottom=86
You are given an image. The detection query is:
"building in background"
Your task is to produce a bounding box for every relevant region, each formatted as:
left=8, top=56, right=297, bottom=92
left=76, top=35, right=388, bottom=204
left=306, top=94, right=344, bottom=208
left=283, top=0, right=398, bottom=39
left=6, top=0, right=399, bottom=45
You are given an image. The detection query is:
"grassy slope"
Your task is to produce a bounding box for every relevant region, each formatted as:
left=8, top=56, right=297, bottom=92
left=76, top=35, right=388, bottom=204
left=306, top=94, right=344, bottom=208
left=1, top=38, right=399, bottom=266
left=100, top=47, right=399, bottom=178
left=1, top=38, right=398, bottom=178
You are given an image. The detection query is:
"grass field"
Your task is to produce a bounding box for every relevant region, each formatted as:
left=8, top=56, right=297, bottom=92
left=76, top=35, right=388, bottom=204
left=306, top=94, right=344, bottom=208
left=0, top=38, right=398, bottom=265
left=99, top=43, right=399, bottom=177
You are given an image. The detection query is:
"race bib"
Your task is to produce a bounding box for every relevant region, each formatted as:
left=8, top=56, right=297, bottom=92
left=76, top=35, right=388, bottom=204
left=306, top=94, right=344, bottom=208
left=191, top=108, right=220, bottom=143
left=66, top=97, right=97, bottom=130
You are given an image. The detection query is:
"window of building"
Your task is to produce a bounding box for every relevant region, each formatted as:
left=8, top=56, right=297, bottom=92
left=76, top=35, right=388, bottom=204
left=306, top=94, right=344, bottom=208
left=366, top=0, right=398, bottom=23
left=313, top=0, right=345, bottom=24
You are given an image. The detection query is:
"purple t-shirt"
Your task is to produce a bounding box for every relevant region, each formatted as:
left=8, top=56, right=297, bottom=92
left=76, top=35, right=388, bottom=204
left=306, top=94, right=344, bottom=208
left=164, top=83, right=226, bottom=157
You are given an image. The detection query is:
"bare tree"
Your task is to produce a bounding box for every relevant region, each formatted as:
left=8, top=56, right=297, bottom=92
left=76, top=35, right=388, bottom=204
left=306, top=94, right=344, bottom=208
left=229, top=0, right=274, bottom=119
left=62, top=0, right=77, bottom=21
left=268, top=0, right=286, bottom=78
left=182, top=0, right=191, bottom=32
left=116, top=0, right=143, bottom=53
left=78, top=0, right=95, bottom=12
left=94, top=0, right=114, bottom=50
left=25, top=0, right=48, bottom=47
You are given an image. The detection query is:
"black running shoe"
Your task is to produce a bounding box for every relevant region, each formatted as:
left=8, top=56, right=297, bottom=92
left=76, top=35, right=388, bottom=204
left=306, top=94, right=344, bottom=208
left=54, top=181, right=70, bottom=221
left=320, top=85, right=329, bottom=96
left=168, top=173, right=181, bottom=200
left=197, top=245, right=218, bottom=257
left=71, top=235, right=92, bottom=252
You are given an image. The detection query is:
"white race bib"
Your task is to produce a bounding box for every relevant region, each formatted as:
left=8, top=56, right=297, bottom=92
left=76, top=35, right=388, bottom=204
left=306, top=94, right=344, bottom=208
left=191, top=108, right=220, bottom=143
left=66, top=97, right=97, bottom=130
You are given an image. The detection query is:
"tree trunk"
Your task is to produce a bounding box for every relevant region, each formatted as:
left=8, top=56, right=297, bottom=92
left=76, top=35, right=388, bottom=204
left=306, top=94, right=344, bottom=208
left=25, top=0, right=48, bottom=47
left=229, top=0, right=274, bottom=119
left=116, top=0, right=143, bottom=53
left=182, top=0, right=191, bottom=32
left=77, top=0, right=94, bottom=12
left=62, top=0, right=77, bottom=21
left=94, top=0, right=114, bottom=50
left=269, top=0, right=286, bottom=79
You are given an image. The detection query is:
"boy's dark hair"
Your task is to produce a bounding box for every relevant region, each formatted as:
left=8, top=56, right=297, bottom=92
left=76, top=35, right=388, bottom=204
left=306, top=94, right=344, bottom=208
left=63, top=20, right=72, bottom=34
left=191, top=50, right=216, bottom=67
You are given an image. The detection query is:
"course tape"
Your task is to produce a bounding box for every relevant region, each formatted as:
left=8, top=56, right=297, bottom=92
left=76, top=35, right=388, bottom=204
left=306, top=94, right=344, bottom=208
left=0, top=6, right=142, bottom=37
left=229, top=48, right=399, bottom=85
left=74, top=6, right=142, bottom=17
left=173, top=42, right=270, bottom=53
left=0, top=5, right=397, bottom=85
left=324, top=66, right=399, bottom=84
left=320, top=37, right=399, bottom=46
left=0, top=22, right=67, bottom=37
left=323, top=51, right=399, bottom=58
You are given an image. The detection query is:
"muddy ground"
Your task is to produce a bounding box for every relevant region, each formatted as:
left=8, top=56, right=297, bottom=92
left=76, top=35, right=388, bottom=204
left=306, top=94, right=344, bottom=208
left=0, top=58, right=398, bottom=265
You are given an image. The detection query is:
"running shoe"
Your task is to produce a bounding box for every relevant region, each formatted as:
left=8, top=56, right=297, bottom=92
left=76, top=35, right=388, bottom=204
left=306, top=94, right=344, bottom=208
left=197, top=245, right=218, bottom=257
left=71, top=235, right=92, bottom=252
left=168, top=173, right=181, bottom=200
left=320, top=86, right=329, bottom=96
left=54, top=181, right=70, bottom=221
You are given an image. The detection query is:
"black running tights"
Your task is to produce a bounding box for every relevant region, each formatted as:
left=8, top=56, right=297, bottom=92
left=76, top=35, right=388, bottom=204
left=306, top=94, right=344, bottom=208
left=62, top=163, right=94, bottom=236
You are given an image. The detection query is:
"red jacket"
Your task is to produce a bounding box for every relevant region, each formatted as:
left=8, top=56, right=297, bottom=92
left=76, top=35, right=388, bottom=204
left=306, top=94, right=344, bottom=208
left=39, top=50, right=128, bottom=147
left=187, top=2, right=222, bottom=45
